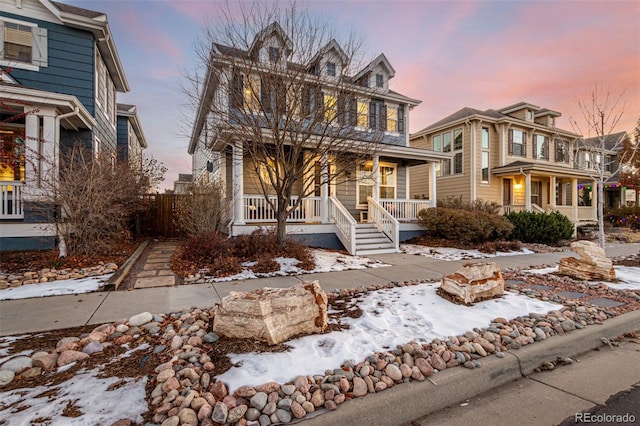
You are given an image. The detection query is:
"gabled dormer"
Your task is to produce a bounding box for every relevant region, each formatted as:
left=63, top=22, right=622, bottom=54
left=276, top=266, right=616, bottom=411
left=307, top=39, right=347, bottom=79
left=353, top=53, right=395, bottom=90
left=534, top=108, right=561, bottom=128
left=248, top=21, right=293, bottom=65
left=499, top=102, right=540, bottom=122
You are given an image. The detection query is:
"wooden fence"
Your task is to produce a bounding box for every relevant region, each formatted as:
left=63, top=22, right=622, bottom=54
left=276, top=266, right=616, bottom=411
left=136, top=194, right=184, bottom=238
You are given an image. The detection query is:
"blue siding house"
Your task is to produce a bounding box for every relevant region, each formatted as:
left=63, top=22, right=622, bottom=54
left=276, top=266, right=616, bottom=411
left=117, top=103, right=147, bottom=171
left=0, top=0, right=136, bottom=251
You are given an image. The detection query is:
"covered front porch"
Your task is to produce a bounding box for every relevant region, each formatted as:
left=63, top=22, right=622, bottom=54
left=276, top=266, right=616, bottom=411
left=493, top=162, right=598, bottom=224
left=223, top=142, right=448, bottom=255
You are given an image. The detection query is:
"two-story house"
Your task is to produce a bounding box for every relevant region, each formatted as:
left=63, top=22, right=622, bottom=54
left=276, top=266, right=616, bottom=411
left=116, top=103, right=147, bottom=171
left=575, top=131, right=634, bottom=209
left=410, top=102, right=598, bottom=224
left=0, top=0, right=143, bottom=251
left=188, top=22, right=450, bottom=254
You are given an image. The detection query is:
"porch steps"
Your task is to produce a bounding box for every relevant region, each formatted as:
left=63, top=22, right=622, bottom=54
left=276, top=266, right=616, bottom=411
left=354, top=223, right=397, bottom=255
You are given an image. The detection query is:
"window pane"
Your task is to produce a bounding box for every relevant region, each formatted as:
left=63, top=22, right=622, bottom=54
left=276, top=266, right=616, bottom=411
left=379, top=186, right=395, bottom=199
left=359, top=184, right=372, bottom=204
left=386, top=107, right=397, bottom=132
left=357, top=100, right=368, bottom=127
left=454, top=153, right=462, bottom=174
left=324, top=94, right=337, bottom=122
left=453, top=129, right=462, bottom=150
left=433, top=135, right=441, bottom=152
left=481, top=151, right=489, bottom=182
left=482, top=128, right=489, bottom=149
left=380, top=166, right=395, bottom=186
left=443, top=132, right=451, bottom=152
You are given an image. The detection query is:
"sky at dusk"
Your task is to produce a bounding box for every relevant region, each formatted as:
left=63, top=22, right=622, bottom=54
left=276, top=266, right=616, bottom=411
left=66, top=0, right=640, bottom=191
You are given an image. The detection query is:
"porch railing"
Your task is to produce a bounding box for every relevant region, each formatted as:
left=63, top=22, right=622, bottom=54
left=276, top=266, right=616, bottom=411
left=1, top=181, right=24, bottom=219
left=502, top=204, right=526, bottom=215
left=368, top=196, right=399, bottom=250
left=329, top=196, right=357, bottom=254
left=243, top=195, right=321, bottom=223
left=577, top=206, right=597, bottom=222
left=379, top=198, right=432, bottom=222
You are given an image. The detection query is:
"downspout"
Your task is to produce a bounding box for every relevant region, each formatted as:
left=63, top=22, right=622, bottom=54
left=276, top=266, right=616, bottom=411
left=466, top=119, right=476, bottom=201
left=54, top=107, right=80, bottom=257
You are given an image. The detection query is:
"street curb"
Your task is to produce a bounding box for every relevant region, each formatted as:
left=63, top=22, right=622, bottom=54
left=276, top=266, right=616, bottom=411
left=103, top=240, right=149, bottom=291
left=300, top=309, right=640, bottom=426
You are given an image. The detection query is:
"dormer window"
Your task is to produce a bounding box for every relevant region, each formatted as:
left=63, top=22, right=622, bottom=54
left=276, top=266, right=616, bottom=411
left=375, top=73, right=384, bottom=88
left=268, top=46, right=280, bottom=63
left=326, top=62, right=336, bottom=77
left=526, top=110, right=533, bottom=121
left=550, top=117, right=555, bottom=127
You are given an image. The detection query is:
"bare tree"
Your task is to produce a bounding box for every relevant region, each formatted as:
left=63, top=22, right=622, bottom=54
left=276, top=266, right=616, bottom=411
left=570, top=84, right=637, bottom=247
left=620, top=117, right=640, bottom=199
left=187, top=1, right=385, bottom=245
left=175, top=180, right=230, bottom=237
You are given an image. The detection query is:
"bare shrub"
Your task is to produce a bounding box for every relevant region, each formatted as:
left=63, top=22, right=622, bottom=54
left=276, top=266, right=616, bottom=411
left=437, top=196, right=502, bottom=215
left=174, top=180, right=230, bottom=237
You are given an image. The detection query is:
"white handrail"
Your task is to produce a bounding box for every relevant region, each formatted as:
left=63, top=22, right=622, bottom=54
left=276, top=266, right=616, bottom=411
left=329, top=196, right=357, bottom=255
left=367, top=196, right=399, bottom=250
left=379, top=198, right=432, bottom=222
left=1, top=181, right=24, bottom=219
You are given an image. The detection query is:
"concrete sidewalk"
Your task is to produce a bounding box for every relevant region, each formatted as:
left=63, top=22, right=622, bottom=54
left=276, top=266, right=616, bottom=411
left=0, top=243, right=638, bottom=336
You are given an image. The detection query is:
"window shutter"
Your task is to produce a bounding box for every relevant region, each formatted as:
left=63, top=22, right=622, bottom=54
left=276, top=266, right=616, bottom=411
left=349, top=95, right=357, bottom=126
left=398, top=105, right=405, bottom=133
left=369, top=102, right=376, bottom=129
left=32, top=27, right=48, bottom=67
left=522, top=132, right=527, bottom=157
left=380, top=104, right=387, bottom=131
left=508, top=129, right=513, bottom=155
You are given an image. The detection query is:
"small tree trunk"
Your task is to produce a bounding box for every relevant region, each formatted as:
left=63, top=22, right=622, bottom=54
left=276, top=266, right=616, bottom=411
left=276, top=196, right=289, bottom=246
left=597, top=181, right=605, bottom=248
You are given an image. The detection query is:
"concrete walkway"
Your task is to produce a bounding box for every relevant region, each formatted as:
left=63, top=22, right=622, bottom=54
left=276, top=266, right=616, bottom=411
left=132, top=241, right=180, bottom=289
left=0, top=243, right=638, bottom=336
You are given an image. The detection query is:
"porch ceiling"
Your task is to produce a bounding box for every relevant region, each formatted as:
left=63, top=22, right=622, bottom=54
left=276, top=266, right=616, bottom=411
left=491, top=161, right=595, bottom=179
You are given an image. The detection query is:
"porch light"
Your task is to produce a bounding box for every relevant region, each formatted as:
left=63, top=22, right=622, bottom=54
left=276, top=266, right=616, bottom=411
left=514, top=183, right=522, bottom=189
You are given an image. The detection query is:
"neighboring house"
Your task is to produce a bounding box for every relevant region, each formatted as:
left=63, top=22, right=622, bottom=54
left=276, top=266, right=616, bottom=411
left=116, top=103, right=147, bottom=171
left=575, top=131, right=635, bottom=208
left=188, top=23, right=449, bottom=254
left=173, top=173, right=193, bottom=195
left=410, top=102, right=599, bottom=224
left=0, top=0, right=132, bottom=251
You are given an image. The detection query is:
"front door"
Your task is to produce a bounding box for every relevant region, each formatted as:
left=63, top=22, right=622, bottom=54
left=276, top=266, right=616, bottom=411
left=503, top=179, right=512, bottom=206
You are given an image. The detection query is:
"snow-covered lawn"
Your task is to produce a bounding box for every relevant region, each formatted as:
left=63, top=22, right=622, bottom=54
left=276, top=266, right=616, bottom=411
left=524, top=265, right=640, bottom=291
left=401, top=244, right=534, bottom=261
left=200, top=249, right=390, bottom=282
left=217, top=281, right=562, bottom=392
left=0, top=274, right=112, bottom=301
left=0, top=345, right=149, bottom=425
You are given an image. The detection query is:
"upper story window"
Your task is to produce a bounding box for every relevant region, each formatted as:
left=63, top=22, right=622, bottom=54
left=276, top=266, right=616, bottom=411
left=550, top=117, right=555, bottom=127
left=433, top=134, right=441, bottom=152
left=526, top=110, right=533, bottom=121
left=268, top=47, right=280, bottom=63
left=1, top=18, right=48, bottom=70
left=386, top=106, right=398, bottom=132
left=433, top=128, right=463, bottom=176
left=533, top=134, right=549, bottom=160
left=508, top=129, right=526, bottom=157
left=323, top=93, right=337, bottom=122
left=231, top=72, right=261, bottom=112
left=481, top=127, right=490, bottom=183
left=481, top=127, right=490, bottom=149
left=326, top=62, right=336, bottom=77
left=368, top=100, right=386, bottom=131
left=555, top=139, right=569, bottom=163
left=375, top=73, right=384, bottom=88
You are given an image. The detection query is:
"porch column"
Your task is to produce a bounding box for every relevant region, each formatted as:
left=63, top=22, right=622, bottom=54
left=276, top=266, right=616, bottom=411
left=372, top=155, right=379, bottom=202
left=572, top=178, right=578, bottom=221
left=429, top=161, right=437, bottom=208
left=525, top=172, right=532, bottom=211
left=24, top=108, right=40, bottom=191
left=232, top=141, right=245, bottom=225
left=320, top=154, right=329, bottom=223
left=550, top=176, right=557, bottom=208
left=592, top=179, right=598, bottom=221
left=42, top=111, right=56, bottom=185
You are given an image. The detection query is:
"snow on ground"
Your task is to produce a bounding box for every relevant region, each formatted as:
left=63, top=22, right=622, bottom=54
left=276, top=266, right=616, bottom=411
left=524, top=265, right=640, bottom=291
left=401, top=244, right=534, bottom=261
left=0, top=367, right=147, bottom=425
left=0, top=343, right=151, bottom=425
left=216, top=282, right=562, bottom=392
left=209, top=249, right=390, bottom=282
left=0, top=274, right=112, bottom=301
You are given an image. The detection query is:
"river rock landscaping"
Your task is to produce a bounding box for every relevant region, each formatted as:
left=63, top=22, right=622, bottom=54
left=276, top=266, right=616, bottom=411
left=1, top=255, right=639, bottom=425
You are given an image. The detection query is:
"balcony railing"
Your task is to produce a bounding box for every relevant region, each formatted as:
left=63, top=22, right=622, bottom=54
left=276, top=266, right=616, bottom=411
left=1, top=181, right=24, bottom=219
left=379, top=198, right=432, bottom=222
left=243, top=195, right=321, bottom=223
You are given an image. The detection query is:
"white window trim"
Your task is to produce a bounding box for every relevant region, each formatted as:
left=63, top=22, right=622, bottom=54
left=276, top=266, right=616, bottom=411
left=356, top=161, right=397, bottom=209
left=0, top=17, right=40, bottom=71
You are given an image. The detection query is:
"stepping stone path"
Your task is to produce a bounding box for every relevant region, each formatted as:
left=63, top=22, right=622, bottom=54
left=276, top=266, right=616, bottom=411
left=134, top=241, right=180, bottom=289
left=556, top=291, right=588, bottom=299
left=528, top=284, right=554, bottom=291
left=504, top=279, right=528, bottom=286
left=587, top=297, right=626, bottom=308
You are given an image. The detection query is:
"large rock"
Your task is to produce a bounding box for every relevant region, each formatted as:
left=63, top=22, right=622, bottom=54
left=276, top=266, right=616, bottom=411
left=558, top=240, right=616, bottom=281
left=440, top=262, right=504, bottom=305
left=213, top=281, right=328, bottom=345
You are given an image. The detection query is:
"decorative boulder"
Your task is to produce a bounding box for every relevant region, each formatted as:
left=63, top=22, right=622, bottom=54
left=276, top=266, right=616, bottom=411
left=212, top=281, right=328, bottom=345
left=558, top=240, right=616, bottom=281
left=440, top=262, right=504, bottom=305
